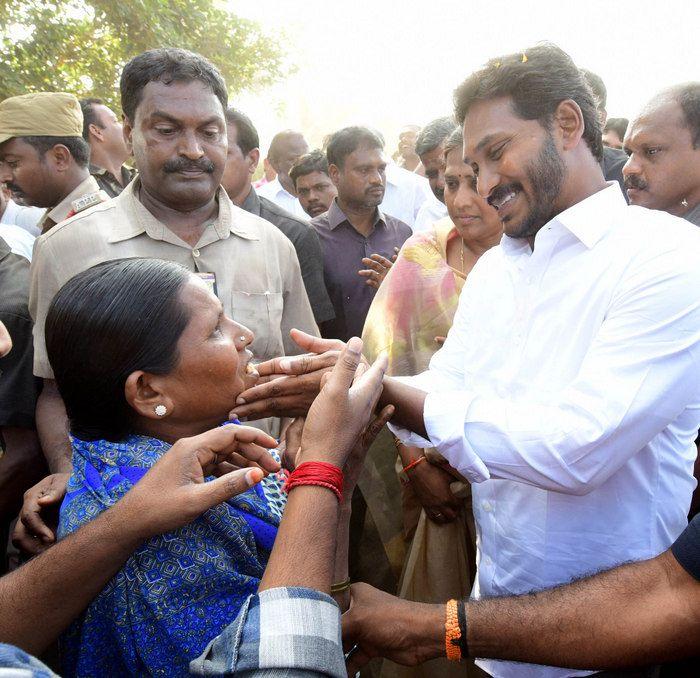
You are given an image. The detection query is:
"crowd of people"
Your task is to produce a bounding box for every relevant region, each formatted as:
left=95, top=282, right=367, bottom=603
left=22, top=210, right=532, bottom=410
left=0, top=40, right=698, bottom=678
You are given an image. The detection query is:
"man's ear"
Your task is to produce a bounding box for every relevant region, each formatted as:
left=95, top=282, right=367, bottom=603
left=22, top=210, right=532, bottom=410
left=247, top=148, right=260, bottom=176
left=554, top=99, right=585, bottom=152
left=125, top=370, right=175, bottom=420
left=89, top=123, right=104, bottom=143
left=328, top=163, right=341, bottom=187
left=122, top=116, right=134, bottom=157
left=49, top=144, right=73, bottom=171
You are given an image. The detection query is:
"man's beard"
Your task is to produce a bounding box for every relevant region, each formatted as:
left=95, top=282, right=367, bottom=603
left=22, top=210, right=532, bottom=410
left=495, top=132, right=565, bottom=240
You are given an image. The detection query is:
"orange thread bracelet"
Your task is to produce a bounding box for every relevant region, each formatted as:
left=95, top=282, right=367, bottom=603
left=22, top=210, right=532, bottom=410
left=402, top=455, right=427, bottom=474
left=445, top=599, right=462, bottom=661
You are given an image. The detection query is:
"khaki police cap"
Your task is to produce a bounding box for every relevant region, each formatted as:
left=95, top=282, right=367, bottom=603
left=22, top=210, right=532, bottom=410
left=0, top=92, right=83, bottom=145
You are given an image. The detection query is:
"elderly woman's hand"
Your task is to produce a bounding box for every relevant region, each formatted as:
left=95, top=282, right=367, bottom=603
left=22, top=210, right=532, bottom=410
left=297, top=337, right=388, bottom=470
left=231, top=329, right=352, bottom=420
left=118, top=425, right=280, bottom=540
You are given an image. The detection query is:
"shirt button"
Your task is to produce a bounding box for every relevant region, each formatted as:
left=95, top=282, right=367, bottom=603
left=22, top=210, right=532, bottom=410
left=482, top=500, right=493, bottom=512
left=192, top=248, right=201, bottom=258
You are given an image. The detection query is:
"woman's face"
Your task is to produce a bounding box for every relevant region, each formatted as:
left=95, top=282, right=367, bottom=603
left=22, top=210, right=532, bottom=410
left=159, top=278, right=258, bottom=427
left=444, top=147, right=502, bottom=243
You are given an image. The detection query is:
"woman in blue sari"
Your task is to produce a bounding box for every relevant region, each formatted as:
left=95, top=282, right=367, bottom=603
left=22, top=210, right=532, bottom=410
left=45, top=258, right=290, bottom=677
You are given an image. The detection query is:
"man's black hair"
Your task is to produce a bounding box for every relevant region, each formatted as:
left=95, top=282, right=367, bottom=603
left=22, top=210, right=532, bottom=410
left=603, top=117, right=628, bottom=141
left=225, top=108, right=259, bottom=155
left=415, top=117, right=457, bottom=157
left=80, top=98, right=104, bottom=141
left=673, top=83, right=700, bottom=148
left=120, top=48, right=228, bottom=121
left=580, top=68, right=607, bottom=112
left=454, top=43, right=603, bottom=162
left=21, top=135, right=90, bottom=168
left=289, top=150, right=329, bottom=188
left=46, top=258, right=191, bottom=442
left=326, top=126, right=384, bottom=168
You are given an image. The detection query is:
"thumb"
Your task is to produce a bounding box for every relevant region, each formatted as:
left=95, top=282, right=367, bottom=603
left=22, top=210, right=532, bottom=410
left=36, top=489, right=64, bottom=505
left=191, top=467, right=263, bottom=511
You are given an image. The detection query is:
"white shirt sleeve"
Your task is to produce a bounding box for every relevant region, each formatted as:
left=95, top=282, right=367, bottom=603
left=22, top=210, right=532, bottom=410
left=423, top=248, right=700, bottom=492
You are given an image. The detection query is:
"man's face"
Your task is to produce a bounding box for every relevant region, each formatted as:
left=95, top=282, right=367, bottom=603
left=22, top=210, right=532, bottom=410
left=0, top=137, right=63, bottom=208
left=92, top=103, right=129, bottom=162
left=332, top=145, right=386, bottom=210
left=221, top=123, right=256, bottom=203
left=602, top=128, right=623, bottom=150
left=420, top=140, right=447, bottom=202
left=124, top=80, right=227, bottom=210
left=463, top=97, right=565, bottom=240
left=270, top=134, right=308, bottom=194
left=295, top=170, right=337, bottom=217
left=623, top=100, right=700, bottom=216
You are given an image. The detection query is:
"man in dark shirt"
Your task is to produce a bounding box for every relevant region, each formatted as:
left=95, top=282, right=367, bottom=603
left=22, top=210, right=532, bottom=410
left=311, top=127, right=411, bottom=342
left=221, top=108, right=334, bottom=325
left=290, top=150, right=338, bottom=218
left=581, top=69, right=629, bottom=194
left=0, top=236, right=44, bottom=570
left=80, top=98, right=136, bottom=198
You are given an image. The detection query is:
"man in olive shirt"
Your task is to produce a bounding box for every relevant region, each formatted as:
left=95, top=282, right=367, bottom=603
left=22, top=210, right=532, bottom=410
left=28, top=48, right=317, bottom=479
left=80, top=98, right=136, bottom=198
left=221, top=108, right=334, bottom=325
left=0, top=93, right=109, bottom=232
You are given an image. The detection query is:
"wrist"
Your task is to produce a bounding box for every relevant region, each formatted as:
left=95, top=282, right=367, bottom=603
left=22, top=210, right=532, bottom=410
left=409, top=602, right=446, bottom=664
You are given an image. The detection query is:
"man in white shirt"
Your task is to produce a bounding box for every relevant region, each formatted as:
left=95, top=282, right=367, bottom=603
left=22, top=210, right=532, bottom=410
left=233, top=43, right=700, bottom=678
left=381, top=162, right=432, bottom=229
left=412, top=117, right=455, bottom=232
left=0, top=186, right=43, bottom=236
left=256, top=130, right=308, bottom=218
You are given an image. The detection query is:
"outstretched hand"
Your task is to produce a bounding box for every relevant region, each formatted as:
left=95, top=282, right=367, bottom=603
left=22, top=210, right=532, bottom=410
left=118, top=424, right=280, bottom=540
left=298, top=336, right=388, bottom=469
left=231, top=329, right=351, bottom=420
left=358, top=250, right=396, bottom=289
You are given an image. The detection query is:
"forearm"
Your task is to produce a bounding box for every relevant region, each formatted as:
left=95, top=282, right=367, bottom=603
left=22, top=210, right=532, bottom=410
left=381, top=377, right=428, bottom=439
left=35, top=379, right=72, bottom=473
left=0, top=503, right=143, bottom=654
left=332, top=504, right=351, bottom=611
left=259, top=485, right=339, bottom=593
left=467, top=550, right=700, bottom=668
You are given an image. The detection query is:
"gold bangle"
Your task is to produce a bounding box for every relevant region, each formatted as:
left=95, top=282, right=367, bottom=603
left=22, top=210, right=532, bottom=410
left=330, top=577, right=351, bottom=594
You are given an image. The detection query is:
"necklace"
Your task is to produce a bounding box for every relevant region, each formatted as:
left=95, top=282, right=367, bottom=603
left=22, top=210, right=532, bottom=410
left=460, top=242, right=465, bottom=273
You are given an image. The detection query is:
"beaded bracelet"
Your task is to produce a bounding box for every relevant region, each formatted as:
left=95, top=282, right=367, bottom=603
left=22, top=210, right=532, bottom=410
left=445, top=599, right=462, bottom=661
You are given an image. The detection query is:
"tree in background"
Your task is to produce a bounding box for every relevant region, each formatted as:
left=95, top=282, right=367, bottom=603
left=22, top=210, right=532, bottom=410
left=0, top=0, right=286, bottom=111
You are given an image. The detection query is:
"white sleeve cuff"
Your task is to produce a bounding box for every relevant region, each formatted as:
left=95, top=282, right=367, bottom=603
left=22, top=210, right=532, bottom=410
left=424, top=390, right=490, bottom=483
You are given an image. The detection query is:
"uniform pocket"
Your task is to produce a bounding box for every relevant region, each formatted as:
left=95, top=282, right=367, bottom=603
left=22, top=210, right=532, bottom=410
left=231, top=290, right=284, bottom=359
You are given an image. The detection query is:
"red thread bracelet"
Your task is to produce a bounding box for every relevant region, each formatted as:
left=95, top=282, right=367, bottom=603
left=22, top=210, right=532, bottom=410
left=402, top=455, right=427, bottom=474
left=284, top=461, right=344, bottom=503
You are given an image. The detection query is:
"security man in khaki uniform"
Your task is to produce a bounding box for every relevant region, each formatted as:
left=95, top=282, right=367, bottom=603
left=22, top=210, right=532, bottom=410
left=0, top=92, right=109, bottom=233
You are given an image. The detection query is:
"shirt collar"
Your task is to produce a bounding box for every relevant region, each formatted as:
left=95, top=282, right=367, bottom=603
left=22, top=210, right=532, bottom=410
left=46, top=175, right=102, bottom=224
left=327, top=199, right=386, bottom=231
left=683, top=201, right=700, bottom=227
left=241, top=187, right=261, bottom=216
left=109, top=179, right=260, bottom=244
left=549, top=182, right=627, bottom=249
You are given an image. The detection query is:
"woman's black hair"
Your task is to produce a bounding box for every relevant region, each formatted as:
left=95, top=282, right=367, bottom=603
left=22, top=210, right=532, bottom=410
left=46, top=258, right=192, bottom=442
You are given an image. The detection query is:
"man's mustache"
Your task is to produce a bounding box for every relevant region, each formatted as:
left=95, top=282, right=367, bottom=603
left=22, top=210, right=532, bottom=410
left=623, top=175, right=648, bottom=191
left=163, top=158, right=215, bottom=174
left=4, top=182, right=23, bottom=194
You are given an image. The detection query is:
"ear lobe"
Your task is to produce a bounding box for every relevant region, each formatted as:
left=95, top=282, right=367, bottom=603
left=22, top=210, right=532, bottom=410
left=89, top=123, right=104, bottom=142
left=50, top=144, right=72, bottom=171
left=122, top=117, right=134, bottom=157
left=125, top=371, right=174, bottom=420
left=555, top=99, right=585, bottom=151
left=247, top=148, right=260, bottom=176
left=328, top=163, right=341, bottom=187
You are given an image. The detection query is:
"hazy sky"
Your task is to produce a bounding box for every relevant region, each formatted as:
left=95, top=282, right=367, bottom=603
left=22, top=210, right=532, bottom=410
left=229, top=0, right=699, bottom=154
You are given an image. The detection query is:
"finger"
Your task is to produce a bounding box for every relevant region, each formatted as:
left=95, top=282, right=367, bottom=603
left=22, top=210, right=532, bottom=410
left=20, top=507, right=55, bottom=543
left=289, top=328, right=345, bottom=355
left=346, top=645, right=373, bottom=675
left=236, top=375, right=306, bottom=406
left=191, top=468, right=264, bottom=510
left=359, top=259, right=385, bottom=274
left=363, top=405, right=394, bottom=447
left=12, top=523, right=51, bottom=555
left=277, top=352, right=338, bottom=376
left=218, top=423, right=278, bottom=449
left=351, top=351, right=388, bottom=407
left=325, top=336, right=363, bottom=393
left=181, top=427, right=279, bottom=471
left=232, top=394, right=314, bottom=420
left=368, top=254, right=393, bottom=269
left=227, top=442, right=281, bottom=473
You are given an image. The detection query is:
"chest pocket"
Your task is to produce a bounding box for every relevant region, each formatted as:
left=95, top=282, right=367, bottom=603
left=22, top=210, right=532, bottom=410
left=231, top=290, right=284, bottom=360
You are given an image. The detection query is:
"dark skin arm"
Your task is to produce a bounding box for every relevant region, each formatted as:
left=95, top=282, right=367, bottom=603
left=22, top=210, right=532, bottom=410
left=35, top=378, right=72, bottom=473
left=0, top=424, right=279, bottom=656
left=0, top=427, right=46, bottom=518
left=342, top=548, right=700, bottom=672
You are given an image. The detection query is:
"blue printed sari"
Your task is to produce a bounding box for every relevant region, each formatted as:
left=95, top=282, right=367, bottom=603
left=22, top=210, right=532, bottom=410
left=58, top=434, right=284, bottom=677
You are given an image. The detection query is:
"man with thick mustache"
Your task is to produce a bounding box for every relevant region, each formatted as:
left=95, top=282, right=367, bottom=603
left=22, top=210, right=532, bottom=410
left=233, top=44, right=700, bottom=678
left=623, top=83, right=700, bottom=226
left=23, top=48, right=317, bottom=504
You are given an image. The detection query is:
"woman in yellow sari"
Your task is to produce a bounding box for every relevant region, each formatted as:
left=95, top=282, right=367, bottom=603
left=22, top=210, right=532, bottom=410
left=362, top=127, right=502, bottom=677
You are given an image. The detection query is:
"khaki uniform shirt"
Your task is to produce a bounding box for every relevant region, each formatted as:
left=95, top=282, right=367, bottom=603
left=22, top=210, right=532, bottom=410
left=30, top=178, right=319, bottom=380
left=39, top=175, right=107, bottom=233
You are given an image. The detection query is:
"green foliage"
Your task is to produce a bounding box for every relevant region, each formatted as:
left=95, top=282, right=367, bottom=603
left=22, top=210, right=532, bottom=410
left=0, top=0, right=286, bottom=112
